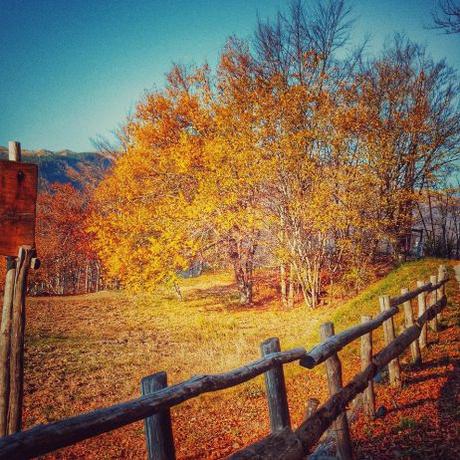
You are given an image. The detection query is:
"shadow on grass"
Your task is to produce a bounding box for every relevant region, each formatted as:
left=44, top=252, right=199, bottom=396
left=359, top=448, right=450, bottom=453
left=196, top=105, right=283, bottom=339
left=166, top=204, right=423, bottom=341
left=186, top=269, right=287, bottom=312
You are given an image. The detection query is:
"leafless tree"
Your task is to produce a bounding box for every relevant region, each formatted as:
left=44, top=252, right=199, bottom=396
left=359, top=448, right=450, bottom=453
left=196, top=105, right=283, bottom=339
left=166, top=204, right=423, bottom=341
left=432, top=0, right=460, bottom=34
left=254, top=0, right=354, bottom=86
left=416, top=181, right=460, bottom=259
left=355, top=35, right=460, bottom=255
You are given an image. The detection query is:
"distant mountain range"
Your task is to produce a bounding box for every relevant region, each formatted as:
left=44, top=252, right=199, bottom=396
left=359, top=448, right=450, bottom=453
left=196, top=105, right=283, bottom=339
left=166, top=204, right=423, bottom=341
left=0, top=146, right=112, bottom=188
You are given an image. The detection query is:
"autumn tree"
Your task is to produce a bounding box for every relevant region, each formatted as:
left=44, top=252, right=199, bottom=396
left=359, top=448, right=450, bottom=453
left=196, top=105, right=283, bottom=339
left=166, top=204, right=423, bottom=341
left=250, top=0, right=373, bottom=308
left=350, top=35, right=460, bottom=258
left=89, top=1, right=460, bottom=309
left=31, top=183, right=99, bottom=295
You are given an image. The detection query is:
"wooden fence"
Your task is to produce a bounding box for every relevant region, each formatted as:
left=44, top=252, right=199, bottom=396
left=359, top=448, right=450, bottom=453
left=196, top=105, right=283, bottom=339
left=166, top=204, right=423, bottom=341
left=0, top=265, right=450, bottom=459
left=0, top=141, right=39, bottom=438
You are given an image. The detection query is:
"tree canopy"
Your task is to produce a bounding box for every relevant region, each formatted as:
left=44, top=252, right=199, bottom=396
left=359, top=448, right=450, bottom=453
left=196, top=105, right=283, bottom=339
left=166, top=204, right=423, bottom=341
left=89, top=0, right=460, bottom=307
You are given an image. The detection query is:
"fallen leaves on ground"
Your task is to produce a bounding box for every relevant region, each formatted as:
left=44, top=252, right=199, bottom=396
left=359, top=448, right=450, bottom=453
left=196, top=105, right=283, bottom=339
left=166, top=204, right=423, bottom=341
left=20, top=260, right=459, bottom=459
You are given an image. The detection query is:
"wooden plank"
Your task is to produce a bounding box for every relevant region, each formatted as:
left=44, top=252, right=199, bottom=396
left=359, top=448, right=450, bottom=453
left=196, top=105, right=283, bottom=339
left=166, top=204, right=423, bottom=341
left=0, top=161, right=38, bottom=257
left=303, top=398, right=319, bottom=421
left=416, top=295, right=447, bottom=326
left=360, top=315, right=375, bottom=417
left=232, top=326, right=421, bottom=459
left=141, top=372, right=175, bottom=460
left=229, top=427, right=303, bottom=459
left=390, top=277, right=448, bottom=307
left=261, top=338, right=291, bottom=432
left=0, top=141, right=22, bottom=435
left=320, top=323, right=352, bottom=460
left=438, top=265, right=447, bottom=298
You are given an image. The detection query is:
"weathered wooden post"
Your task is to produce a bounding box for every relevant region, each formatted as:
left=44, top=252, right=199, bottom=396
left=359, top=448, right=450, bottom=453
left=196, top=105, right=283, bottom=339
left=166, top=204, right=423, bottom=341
left=429, top=275, right=439, bottom=332
left=141, top=372, right=176, bottom=460
left=360, top=316, right=375, bottom=418
left=304, top=397, right=320, bottom=421
left=0, top=141, right=38, bottom=434
left=320, top=322, right=353, bottom=460
left=417, top=281, right=428, bottom=349
left=437, top=265, right=447, bottom=323
left=0, top=258, right=16, bottom=436
left=0, top=142, right=22, bottom=435
left=438, top=265, right=447, bottom=296
left=401, top=288, right=421, bottom=366
left=260, top=337, right=291, bottom=432
left=7, top=246, right=34, bottom=434
left=379, top=295, right=401, bottom=387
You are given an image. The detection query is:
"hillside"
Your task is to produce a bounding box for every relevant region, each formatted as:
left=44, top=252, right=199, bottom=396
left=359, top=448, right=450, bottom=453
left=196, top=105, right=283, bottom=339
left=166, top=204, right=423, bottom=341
left=22, top=258, right=460, bottom=459
left=0, top=146, right=111, bottom=188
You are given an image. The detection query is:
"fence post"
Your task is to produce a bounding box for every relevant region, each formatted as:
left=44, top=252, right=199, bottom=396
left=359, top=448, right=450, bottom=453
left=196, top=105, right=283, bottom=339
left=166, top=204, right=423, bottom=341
left=379, top=295, right=401, bottom=387
left=304, top=397, right=320, bottom=420
left=429, top=275, right=439, bottom=332
left=360, top=316, right=375, bottom=418
left=437, top=265, right=447, bottom=323
left=8, top=141, right=21, bottom=162
left=0, top=257, right=16, bottom=436
left=141, top=372, right=176, bottom=460
left=438, top=265, right=447, bottom=296
left=401, top=288, right=421, bottom=366
left=320, top=322, right=353, bottom=460
left=260, top=337, right=291, bottom=432
left=7, top=246, right=34, bottom=434
left=0, top=141, right=22, bottom=435
left=417, top=280, right=428, bottom=349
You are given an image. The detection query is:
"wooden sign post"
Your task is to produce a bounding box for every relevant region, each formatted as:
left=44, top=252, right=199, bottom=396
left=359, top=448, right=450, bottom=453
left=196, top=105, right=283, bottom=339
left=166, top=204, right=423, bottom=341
left=0, top=160, right=38, bottom=256
left=0, top=141, right=38, bottom=435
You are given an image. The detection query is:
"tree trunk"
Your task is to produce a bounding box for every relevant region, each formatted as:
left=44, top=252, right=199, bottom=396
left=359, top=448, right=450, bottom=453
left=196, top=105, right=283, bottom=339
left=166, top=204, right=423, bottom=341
left=173, top=282, right=183, bottom=301
left=85, top=263, right=89, bottom=294
left=280, top=264, right=287, bottom=308
left=239, top=280, right=253, bottom=305
left=95, top=262, right=100, bottom=292
left=228, top=237, right=257, bottom=306
left=287, top=264, right=294, bottom=309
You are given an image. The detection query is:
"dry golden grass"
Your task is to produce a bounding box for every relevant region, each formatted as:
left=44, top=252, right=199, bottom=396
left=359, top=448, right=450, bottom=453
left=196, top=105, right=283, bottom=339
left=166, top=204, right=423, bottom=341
left=21, top=258, right=458, bottom=459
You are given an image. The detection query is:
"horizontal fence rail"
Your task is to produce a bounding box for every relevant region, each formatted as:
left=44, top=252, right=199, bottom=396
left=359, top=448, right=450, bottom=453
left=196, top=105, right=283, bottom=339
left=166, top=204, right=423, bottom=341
left=0, top=348, right=307, bottom=459
left=230, top=294, right=448, bottom=458
left=0, top=274, right=450, bottom=459
left=299, top=279, right=445, bottom=369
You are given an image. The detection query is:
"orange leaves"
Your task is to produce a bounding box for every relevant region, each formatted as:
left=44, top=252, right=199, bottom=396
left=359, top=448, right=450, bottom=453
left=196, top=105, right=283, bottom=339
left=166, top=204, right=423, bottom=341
left=89, top=31, right=459, bottom=306
left=353, top=303, right=460, bottom=460
left=30, top=183, right=98, bottom=294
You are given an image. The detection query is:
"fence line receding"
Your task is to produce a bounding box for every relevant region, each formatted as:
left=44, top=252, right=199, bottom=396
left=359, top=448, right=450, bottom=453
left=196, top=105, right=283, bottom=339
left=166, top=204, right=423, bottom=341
left=0, top=265, right=450, bottom=460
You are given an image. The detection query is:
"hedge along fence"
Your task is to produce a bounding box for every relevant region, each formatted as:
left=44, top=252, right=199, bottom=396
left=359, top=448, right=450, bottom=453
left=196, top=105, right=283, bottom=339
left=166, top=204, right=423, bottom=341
left=0, top=265, right=450, bottom=460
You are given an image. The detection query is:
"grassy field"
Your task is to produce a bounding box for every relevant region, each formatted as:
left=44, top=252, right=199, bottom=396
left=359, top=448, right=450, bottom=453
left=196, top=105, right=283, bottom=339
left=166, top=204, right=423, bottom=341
left=22, top=258, right=459, bottom=459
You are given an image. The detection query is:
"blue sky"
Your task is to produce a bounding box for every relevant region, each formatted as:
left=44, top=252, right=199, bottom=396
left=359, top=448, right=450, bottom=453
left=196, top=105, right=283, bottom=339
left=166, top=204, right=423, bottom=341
left=0, top=0, right=459, bottom=152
